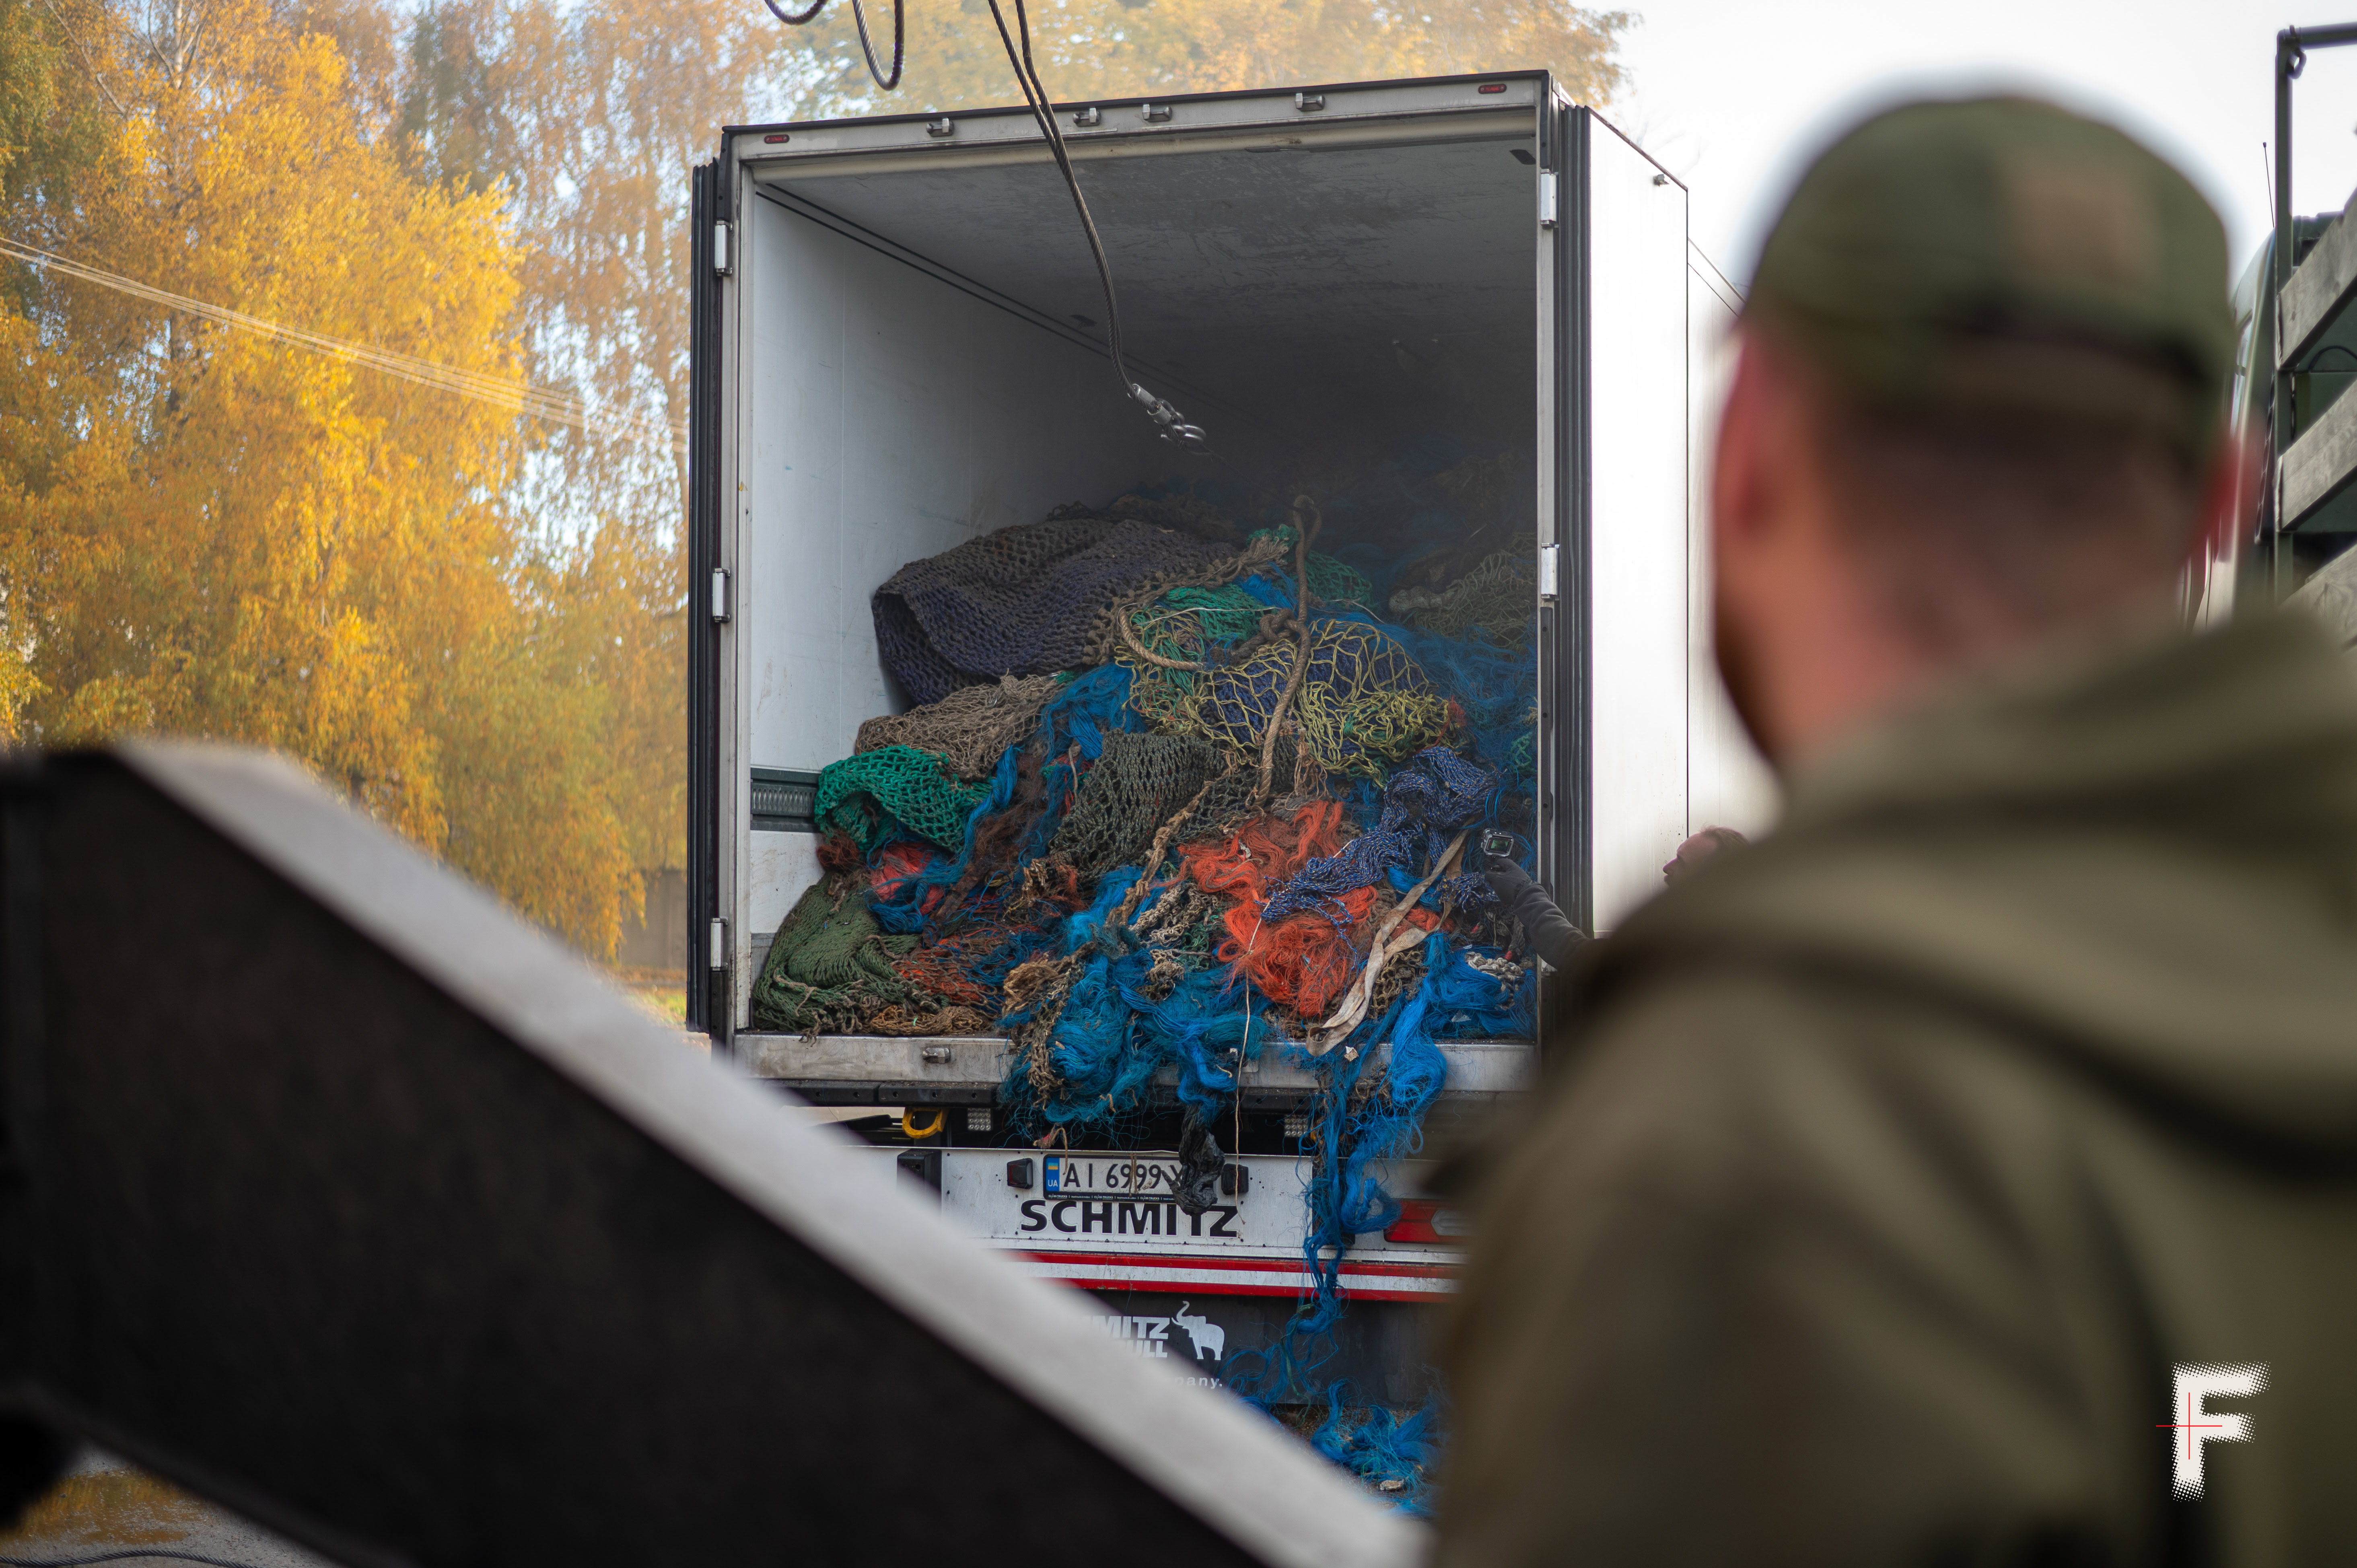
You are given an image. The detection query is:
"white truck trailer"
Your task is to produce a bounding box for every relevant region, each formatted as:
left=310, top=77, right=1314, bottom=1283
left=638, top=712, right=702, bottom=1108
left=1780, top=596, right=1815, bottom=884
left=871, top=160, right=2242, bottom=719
left=685, top=71, right=1750, bottom=1404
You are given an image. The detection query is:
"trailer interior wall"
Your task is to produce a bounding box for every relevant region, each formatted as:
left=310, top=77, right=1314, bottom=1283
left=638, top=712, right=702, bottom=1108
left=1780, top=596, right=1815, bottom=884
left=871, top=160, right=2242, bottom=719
left=729, top=193, right=1173, bottom=948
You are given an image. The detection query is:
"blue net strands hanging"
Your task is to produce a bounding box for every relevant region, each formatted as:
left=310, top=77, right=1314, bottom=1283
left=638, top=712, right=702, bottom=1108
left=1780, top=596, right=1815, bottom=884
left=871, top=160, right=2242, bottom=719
left=1223, top=932, right=1530, bottom=1510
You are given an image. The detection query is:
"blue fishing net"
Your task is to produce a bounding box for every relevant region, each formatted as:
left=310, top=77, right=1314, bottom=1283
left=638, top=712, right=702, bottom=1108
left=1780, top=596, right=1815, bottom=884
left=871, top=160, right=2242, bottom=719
left=1311, top=1385, right=1442, bottom=1515
left=1264, top=747, right=1500, bottom=924
left=998, top=870, right=1288, bottom=1136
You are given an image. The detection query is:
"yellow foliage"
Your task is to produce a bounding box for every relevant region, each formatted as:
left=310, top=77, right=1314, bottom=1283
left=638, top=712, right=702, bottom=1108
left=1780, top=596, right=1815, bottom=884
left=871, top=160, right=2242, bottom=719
left=791, top=0, right=1629, bottom=115
left=0, top=0, right=653, bottom=956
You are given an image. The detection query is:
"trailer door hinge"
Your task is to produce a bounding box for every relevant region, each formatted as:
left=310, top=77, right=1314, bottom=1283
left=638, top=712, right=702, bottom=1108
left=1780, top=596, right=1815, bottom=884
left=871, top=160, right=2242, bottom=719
left=1538, top=543, right=1561, bottom=602
left=713, top=220, right=733, bottom=277
left=1538, top=173, right=1560, bottom=231
left=710, top=567, right=731, bottom=623
left=708, top=918, right=729, bottom=972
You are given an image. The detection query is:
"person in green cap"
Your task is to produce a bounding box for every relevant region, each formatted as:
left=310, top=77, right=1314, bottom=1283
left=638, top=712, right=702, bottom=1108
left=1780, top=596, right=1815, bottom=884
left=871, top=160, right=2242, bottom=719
left=1437, top=95, right=2357, bottom=1563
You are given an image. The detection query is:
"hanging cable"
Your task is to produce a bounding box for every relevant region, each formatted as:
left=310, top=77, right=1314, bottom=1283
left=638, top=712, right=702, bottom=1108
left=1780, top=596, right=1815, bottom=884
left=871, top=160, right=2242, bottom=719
left=757, top=0, right=1204, bottom=448
left=982, top=0, right=1206, bottom=451
left=764, top=0, right=902, bottom=92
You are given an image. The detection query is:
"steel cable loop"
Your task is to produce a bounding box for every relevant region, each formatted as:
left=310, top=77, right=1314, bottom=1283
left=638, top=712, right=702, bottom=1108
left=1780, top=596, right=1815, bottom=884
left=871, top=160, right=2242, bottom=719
left=764, top=0, right=903, bottom=91
left=983, top=0, right=1205, bottom=449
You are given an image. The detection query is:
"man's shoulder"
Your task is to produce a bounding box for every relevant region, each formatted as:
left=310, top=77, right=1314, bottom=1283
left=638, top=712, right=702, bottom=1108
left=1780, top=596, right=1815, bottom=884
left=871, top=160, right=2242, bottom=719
left=1517, top=955, right=2079, bottom=1231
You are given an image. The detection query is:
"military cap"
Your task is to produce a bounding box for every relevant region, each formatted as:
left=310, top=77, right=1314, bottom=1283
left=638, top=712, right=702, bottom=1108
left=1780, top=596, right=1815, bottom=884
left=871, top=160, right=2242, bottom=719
left=1746, top=96, right=2232, bottom=460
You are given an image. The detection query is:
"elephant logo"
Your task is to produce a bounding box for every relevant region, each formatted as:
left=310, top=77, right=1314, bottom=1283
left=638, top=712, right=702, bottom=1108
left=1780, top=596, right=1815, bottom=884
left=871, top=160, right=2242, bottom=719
left=1169, top=1301, right=1225, bottom=1364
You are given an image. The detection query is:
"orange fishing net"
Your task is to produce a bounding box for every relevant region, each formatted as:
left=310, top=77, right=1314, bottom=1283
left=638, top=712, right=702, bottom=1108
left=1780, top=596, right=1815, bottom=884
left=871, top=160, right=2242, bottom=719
left=894, top=925, right=1005, bottom=1010
left=1177, top=800, right=1370, bottom=1016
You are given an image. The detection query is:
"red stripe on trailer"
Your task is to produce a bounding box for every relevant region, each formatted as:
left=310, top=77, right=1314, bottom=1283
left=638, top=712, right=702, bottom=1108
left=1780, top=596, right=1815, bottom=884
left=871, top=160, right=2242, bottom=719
left=1008, top=1249, right=1460, bottom=1302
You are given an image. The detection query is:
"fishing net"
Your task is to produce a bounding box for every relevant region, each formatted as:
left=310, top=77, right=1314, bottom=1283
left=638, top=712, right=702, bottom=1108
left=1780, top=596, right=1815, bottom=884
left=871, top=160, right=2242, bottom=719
left=1259, top=746, right=1498, bottom=924
left=747, top=881, right=918, bottom=1035
left=1247, top=524, right=1375, bottom=606
left=1312, top=1386, right=1441, bottom=1514
left=814, top=745, right=993, bottom=852
left=1164, top=735, right=1299, bottom=844
left=999, top=870, right=1288, bottom=1135
left=1112, top=581, right=1268, bottom=729
left=873, top=513, right=1233, bottom=704
left=1046, top=732, right=1225, bottom=885
left=1388, top=550, right=1536, bottom=645
left=773, top=467, right=1554, bottom=1505
left=1177, top=620, right=1449, bottom=779
left=1176, top=800, right=1364, bottom=1018
left=869, top=666, right=1145, bottom=934
left=1377, top=616, right=1540, bottom=781
left=855, top=673, right=1063, bottom=780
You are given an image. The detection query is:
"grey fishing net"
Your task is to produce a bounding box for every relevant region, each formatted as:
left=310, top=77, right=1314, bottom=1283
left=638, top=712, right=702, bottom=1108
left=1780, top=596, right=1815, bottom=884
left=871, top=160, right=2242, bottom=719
left=1046, top=731, right=1225, bottom=885
left=855, top=673, right=1063, bottom=780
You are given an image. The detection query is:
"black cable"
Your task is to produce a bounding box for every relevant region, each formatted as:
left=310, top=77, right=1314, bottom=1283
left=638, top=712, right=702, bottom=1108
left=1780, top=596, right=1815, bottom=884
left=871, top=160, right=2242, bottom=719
left=0, top=1552, right=261, bottom=1568
left=760, top=0, right=1202, bottom=448
left=982, top=0, right=1205, bottom=450
left=763, top=0, right=902, bottom=92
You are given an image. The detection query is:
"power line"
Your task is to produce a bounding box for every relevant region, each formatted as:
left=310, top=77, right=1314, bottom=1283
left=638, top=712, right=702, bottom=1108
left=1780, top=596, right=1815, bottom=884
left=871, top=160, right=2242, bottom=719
left=1687, top=239, right=1744, bottom=314
left=1688, top=261, right=1741, bottom=319
left=0, top=237, right=685, bottom=454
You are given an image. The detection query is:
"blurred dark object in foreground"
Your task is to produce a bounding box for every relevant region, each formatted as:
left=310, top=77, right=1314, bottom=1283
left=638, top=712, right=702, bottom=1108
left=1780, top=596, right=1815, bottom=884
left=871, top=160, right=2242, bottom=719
left=0, top=745, right=1410, bottom=1568
left=0, top=1416, right=68, bottom=1535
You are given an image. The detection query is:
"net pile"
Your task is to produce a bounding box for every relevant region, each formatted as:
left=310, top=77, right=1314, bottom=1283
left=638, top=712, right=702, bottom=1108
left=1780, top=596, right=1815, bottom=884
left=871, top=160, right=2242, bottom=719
left=751, top=465, right=1543, bottom=1503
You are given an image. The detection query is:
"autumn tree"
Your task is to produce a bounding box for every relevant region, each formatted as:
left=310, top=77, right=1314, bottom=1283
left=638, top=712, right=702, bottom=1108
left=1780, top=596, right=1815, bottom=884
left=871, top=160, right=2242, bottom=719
left=0, top=0, right=642, bottom=952
left=792, top=0, right=1627, bottom=116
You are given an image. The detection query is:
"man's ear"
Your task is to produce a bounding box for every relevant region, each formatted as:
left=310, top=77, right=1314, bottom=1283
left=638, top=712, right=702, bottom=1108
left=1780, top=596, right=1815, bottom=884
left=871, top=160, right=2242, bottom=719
left=1712, top=333, right=1774, bottom=557
left=1713, top=330, right=1820, bottom=564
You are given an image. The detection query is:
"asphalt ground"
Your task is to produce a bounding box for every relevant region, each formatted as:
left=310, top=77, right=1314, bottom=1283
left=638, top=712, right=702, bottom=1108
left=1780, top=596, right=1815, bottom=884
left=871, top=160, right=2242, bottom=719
left=0, top=1451, right=337, bottom=1568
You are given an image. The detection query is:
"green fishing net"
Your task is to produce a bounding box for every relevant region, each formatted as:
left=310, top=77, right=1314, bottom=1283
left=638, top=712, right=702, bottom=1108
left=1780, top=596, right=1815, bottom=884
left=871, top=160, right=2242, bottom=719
left=1048, top=732, right=1225, bottom=883
left=1248, top=525, right=1374, bottom=606
left=815, top=744, right=992, bottom=851
left=748, top=882, right=918, bottom=1034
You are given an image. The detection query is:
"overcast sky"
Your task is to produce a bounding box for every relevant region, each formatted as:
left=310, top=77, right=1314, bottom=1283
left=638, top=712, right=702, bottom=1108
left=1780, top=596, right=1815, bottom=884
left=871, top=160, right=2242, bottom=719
left=1610, top=0, right=2357, bottom=290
